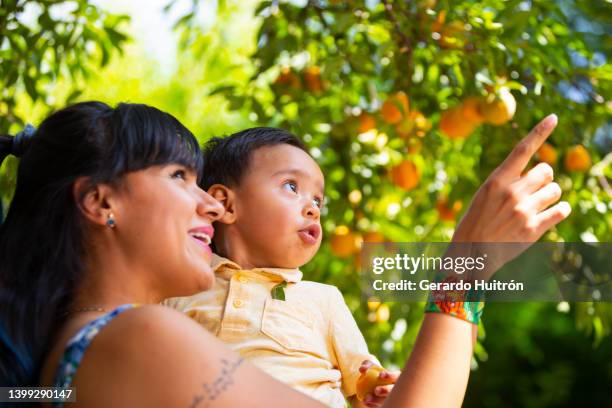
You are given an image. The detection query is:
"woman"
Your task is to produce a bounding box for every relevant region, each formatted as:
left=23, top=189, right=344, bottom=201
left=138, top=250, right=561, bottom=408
left=0, top=102, right=569, bottom=407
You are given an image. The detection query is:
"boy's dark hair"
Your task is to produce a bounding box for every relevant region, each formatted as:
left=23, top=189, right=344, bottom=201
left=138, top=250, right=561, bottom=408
left=200, top=127, right=308, bottom=190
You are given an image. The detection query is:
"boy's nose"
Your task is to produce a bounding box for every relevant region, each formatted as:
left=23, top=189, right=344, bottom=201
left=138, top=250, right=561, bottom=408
left=302, top=203, right=320, bottom=219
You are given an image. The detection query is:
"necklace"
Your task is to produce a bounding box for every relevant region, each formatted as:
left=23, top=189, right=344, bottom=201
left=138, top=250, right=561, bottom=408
left=70, top=306, right=108, bottom=313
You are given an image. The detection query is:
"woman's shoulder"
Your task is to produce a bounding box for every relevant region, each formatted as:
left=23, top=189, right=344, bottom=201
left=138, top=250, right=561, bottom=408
left=50, top=304, right=324, bottom=407
left=66, top=304, right=222, bottom=406
left=95, top=304, right=212, bottom=353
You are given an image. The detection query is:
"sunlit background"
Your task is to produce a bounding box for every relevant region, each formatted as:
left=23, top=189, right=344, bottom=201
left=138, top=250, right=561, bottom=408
left=1, top=1, right=611, bottom=406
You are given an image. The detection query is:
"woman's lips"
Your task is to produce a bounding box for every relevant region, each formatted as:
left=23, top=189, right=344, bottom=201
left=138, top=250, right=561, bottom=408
left=190, top=236, right=212, bottom=256
left=189, top=225, right=215, bottom=257
left=188, top=225, right=214, bottom=257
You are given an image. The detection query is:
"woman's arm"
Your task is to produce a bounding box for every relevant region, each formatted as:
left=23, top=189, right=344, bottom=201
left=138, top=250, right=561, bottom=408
left=73, top=305, right=325, bottom=408
left=379, top=115, right=569, bottom=407
left=383, top=314, right=476, bottom=408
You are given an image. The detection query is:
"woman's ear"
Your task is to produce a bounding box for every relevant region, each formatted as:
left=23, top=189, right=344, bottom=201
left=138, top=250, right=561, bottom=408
left=73, top=177, right=116, bottom=227
left=207, top=184, right=237, bottom=224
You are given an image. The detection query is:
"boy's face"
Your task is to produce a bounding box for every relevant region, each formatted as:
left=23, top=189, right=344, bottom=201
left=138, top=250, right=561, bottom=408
left=221, top=144, right=324, bottom=269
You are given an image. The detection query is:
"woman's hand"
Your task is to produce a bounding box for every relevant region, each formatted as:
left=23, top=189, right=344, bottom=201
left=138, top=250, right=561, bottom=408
left=450, top=114, right=571, bottom=277
left=453, top=114, right=571, bottom=244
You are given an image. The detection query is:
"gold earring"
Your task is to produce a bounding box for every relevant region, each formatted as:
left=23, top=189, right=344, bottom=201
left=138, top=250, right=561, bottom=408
left=106, top=212, right=116, bottom=229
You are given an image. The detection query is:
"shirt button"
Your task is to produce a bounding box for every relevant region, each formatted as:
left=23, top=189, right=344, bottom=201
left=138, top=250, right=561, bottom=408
left=233, top=299, right=244, bottom=308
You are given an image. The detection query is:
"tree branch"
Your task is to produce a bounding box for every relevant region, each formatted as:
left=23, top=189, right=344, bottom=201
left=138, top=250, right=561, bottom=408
left=381, top=0, right=413, bottom=88
left=381, top=0, right=413, bottom=55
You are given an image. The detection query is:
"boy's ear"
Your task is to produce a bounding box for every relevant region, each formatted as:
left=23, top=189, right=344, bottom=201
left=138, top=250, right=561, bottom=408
left=207, top=184, right=237, bottom=224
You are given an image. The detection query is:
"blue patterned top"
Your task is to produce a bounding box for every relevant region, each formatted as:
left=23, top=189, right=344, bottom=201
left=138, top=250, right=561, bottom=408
left=52, top=304, right=138, bottom=407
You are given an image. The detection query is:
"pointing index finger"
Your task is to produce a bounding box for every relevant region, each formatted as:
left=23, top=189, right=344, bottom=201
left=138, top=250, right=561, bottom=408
left=498, top=114, right=558, bottom=178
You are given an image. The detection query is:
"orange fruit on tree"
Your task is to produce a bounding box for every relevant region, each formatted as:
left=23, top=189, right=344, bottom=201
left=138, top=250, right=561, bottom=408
left=481, top=88, right=516, bottom=125
left=395, top=118, right=414, bottom=138
left=431, top=10, right=446, bottom=33
left=363, top=231, right=385, bottom=243
left=439, top=20, right=466, bottom=49
left=436, top=198, right=463, bottom=221
left=367, top=298, right=381, bottom=311
left=390, top=160, right=420, bottom=191
left=564, top=145, right=591, bottom=172
left=274, top=67, right=291, bottom=85
left=419, top=0, right=437, bottom=10
left=274, top=67, right=301, bottom=90
left=440, top=106, right=476, bottom=139
left=330, top=225, right=360, bottom=258
left=396, top=110, right=430, bottom=138
left=537, top=143, right=558, bottom=165
left=382, top=91, right=410, bottom=124
left=410, top=110, right=431, bottom=132
left=375, top=304, right=390, bottom=323
left=431, top=12, right=465, bottom=49
left=356, top=365, right=396, bottom=401
left=461, top=97, right=485, bottom=124
left=407, top=138, right=423, bottom=154
left=358, top=112, right=376, bottom=133
left=303, top=66, right=323, bottom=93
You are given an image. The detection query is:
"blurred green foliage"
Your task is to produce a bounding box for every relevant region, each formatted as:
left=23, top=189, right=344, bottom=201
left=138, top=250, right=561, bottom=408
left=0, top=0, right=129, bottom=215
left=0, top=0, right=610, bottom=406
left=0, top=0, right=129, bottom=129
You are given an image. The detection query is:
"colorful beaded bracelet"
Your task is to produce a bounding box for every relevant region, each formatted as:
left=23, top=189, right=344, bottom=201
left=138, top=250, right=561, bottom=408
left=424, top=274, right=485, bottom=325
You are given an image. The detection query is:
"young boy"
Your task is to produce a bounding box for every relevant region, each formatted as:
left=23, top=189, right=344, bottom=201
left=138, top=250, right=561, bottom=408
left=164, top=128, right=396, bottom=407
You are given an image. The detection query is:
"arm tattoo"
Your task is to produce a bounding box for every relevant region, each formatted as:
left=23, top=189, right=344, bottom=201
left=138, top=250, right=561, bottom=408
left=189, top=356, right=245, bottom=408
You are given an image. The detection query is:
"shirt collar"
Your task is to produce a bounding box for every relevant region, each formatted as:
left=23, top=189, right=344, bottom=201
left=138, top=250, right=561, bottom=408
left=211, top=253, right=303, bottom=283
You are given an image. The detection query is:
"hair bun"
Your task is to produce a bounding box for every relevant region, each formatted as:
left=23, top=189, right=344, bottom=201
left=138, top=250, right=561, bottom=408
left=11, top=124, right=36, bottom=157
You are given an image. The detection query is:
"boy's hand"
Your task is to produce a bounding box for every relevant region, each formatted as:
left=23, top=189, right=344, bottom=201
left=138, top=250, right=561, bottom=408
left=355, top=360, right=401, bottom=408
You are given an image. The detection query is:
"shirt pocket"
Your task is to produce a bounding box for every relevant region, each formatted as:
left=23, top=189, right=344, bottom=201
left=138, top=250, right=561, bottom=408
left=261, top=298, right=325, bottom=357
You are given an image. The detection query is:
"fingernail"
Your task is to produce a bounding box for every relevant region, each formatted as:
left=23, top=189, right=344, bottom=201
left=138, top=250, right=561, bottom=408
left=545, top=114, right=558, bottom=127
left=559, top=201, right=571, bottom=217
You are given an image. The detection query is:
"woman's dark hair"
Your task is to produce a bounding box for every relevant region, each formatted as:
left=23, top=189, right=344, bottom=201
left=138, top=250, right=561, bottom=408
left=200, top=127, right=307, bottom=190
left=0, top=101, right=203, bottom=386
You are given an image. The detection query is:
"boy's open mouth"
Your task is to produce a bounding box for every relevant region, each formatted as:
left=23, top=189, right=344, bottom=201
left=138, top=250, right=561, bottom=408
left=298, top=224, right=321, bottom=244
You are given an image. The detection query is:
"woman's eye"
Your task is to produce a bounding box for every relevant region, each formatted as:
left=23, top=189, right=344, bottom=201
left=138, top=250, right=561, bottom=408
left=282, top=181, right=298, bottom=193
left=172, top=169, right=187, bottom=180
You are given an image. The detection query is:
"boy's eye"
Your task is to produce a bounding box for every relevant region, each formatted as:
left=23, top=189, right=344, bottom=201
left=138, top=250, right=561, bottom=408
left=313, top=197, right=323, bottom=208
left=282, top=181, right=298, bottom=193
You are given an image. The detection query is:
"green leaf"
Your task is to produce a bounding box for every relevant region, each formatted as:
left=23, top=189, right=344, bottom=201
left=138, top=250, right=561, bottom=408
left=209, top=85, right=236, bottom=96
left=23, top=75, right=38, bottom=100
left=271, top=281, right=287, bottom=301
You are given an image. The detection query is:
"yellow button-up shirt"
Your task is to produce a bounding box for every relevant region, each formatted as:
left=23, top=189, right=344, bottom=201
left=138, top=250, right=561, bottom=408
left=164, top=254, right=379, bottom=407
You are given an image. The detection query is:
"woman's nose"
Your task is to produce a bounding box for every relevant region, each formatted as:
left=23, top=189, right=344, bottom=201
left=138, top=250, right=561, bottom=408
left=196, top=188, right=225, bottom=222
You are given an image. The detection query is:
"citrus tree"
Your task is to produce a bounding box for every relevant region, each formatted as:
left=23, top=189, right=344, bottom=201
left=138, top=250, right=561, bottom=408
left=173, top=0, right=611, bottom=404
left=0, top=0, right=128, bottom=217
